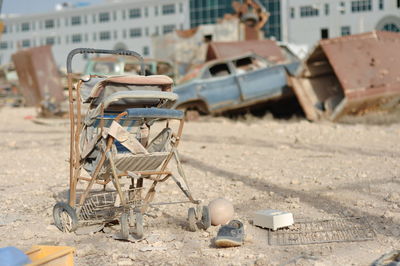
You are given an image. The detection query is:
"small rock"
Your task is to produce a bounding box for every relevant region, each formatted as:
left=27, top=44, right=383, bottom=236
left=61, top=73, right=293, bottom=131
left=117, top=259, right=133, bottom=265
left=290, top=179, right=300, bottom=185
left=77, top=244, right=97, bottom=257
left=382, top=210, right=394, bottom=219
left=385, top=192, right=400, bottom=203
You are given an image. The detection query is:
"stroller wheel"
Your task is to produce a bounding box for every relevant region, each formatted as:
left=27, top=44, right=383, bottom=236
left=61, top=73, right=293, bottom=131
left=135, top=212, right=144, bottom=238
left=120, top=212, right=129, bottom=240
left=53, top=202, right=78, bottom=232
left=188, top=207, right=197, bottom=232
left=201, top=206, right=211, bottom=230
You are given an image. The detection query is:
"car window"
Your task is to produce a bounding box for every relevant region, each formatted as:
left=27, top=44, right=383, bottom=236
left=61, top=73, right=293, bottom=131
left=234, top=57, right=268, bottom=74
left=208, top=63, right=231, bottom=78
left=92, top=62, right=117, bottom=74
left=157, top=62, right=172, bottom=75
left=124, top=63, right=141, bottom=74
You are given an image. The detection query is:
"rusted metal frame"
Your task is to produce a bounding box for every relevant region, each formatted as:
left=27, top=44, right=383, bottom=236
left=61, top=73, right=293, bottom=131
left=68, top=73, right=77, bottom=207
left=141, top=119, right=185, bottom=212
left=78, top=176, right=110, bottom=185
left=107, top=150, right=127, bottom=207
left=70, top=80, right=84, bottom=207
left=117, top=170, right=172, bottom=177
left=77, top=134, right=114, bottom=210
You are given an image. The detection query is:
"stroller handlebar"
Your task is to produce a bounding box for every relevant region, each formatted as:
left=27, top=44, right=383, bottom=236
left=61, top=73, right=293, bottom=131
left=66, top=48, right=145, bottom=75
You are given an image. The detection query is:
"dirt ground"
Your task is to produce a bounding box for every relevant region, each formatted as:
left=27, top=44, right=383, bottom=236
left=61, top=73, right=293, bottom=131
left=0, top=106, right=399, bottom=266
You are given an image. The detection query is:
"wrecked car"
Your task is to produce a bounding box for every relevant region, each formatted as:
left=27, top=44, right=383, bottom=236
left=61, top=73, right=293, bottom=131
left=84, top=56, right=174, bottom=79
left=173, top=53, right=299, bottom=116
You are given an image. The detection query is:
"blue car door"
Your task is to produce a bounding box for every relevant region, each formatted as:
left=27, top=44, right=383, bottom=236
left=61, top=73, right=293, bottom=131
left=197, top=62, right=241, bottom=112
left=234, top=56, right=289, bottom=102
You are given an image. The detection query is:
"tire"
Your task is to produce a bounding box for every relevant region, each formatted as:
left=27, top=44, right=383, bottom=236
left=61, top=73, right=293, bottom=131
left=120, top=212, right=129, bottom=240
left=53, top=202, right=78, bottom=232
left=188, top=207, right=197, bottom=232
left=201, top=206, right=211, bottom=230
left=135, top=212, right=144, bottom=238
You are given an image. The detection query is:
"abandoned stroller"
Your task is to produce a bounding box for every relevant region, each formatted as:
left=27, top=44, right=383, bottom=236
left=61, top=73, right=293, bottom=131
left=53, top=48, right=210, bottom=240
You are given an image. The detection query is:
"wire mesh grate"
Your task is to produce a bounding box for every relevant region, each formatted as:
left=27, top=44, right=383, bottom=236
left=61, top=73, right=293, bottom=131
left=268, top=217, right=376, bottom=246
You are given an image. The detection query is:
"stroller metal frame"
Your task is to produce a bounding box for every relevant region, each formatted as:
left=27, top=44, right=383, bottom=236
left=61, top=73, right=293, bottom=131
left=53, top=48, right=210, bottom=239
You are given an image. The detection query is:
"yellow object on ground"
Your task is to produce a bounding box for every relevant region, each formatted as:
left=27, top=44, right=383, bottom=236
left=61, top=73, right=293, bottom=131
left=25, top=245, right=76, bottom=266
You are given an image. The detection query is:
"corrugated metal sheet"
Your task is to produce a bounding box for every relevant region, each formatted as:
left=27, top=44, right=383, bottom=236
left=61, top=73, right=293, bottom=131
left=206, top=40, right=286, bottom=63
left=11, top=45, right=64, bottom=106
left=291, top=31, right=400, bottom=121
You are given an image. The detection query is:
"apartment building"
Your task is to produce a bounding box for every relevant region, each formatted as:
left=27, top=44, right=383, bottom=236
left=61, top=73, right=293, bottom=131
left=281, top=0, right=400, bottom=46
left=0, top=0, right=189, bottom=69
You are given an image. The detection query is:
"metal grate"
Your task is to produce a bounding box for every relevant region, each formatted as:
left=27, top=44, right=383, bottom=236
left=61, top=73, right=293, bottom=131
left=268, top=217, right=376, bottom=246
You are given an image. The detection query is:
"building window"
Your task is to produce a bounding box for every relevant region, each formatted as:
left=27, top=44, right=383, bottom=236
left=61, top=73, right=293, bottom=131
left=324, top=4, right=330, bottom=15
left=162, top=4, right=175, bottom=15
left=92, top=14, right=96, bottom=23
left=44, top=19, right=54, bottom=29
left=300, top=6, right=319, bottom=17
left=45, top=37, right=55, bottom=45
left=339, top=2, right=346, bottom=14
left=154, top=26, right=159, bottom=36
left=113, top=11, right=117, bottom=20
left=123, top=29, right=127, bottom=38
left=130, top=28, right=142, bottom=37
left=113, top=30, right=117, bottom=39
left=383, top=23, right=400, bottom=32
left=21, top=22, right=30, bottom=32
left=379, top=0, right=384, bottom=10
left=179, top=3, right=183, bottom=13
left=93, top=32, right=97, bottom=41
left=155, top=6, right=159, bottom=16
left=341, top=26, right=351, bottom=36
left=351, top=0, right=372, bottom=12
left=84, top=15, right=87, bottom=24
left=290, top=7, right=295, bottom=18
left=144, top=7, right=148, bottom=17
left=72, top=34, right=82, bottom=43
left=71, top=16, right=81, bottom=25
left=99, top=12, right=110, bottom=22
left=122, top=10, right=126, bottom=19
left=99, top=31, right=111, bottom=40
left=321, top=28, right=329, bottom=39
left=130, top=8, right=141, bottom=18
left=145, top=27, right=149, bottom=36
left=398, top=0, right=400, bottom=8
left=0, top=42, right=8, bottom=50
left=5, top=25, right=12, bottom=33
left=22, top=39, right=30, bottom=48
left=163, top=24, right=175, bottom=34
left=85, top=33, right=88, bottom=41
left=143, top=46, right=149, bottom=56
left=66, top=35, right=69, bottom=44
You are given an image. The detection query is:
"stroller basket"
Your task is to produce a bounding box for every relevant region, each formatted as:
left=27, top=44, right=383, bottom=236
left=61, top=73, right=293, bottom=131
left=78, top=188, right=143, bottom=221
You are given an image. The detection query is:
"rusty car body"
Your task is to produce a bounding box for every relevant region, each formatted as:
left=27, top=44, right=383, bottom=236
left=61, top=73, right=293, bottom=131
left=291, top=31, right=400, bottom=121
left=173, top=53, right=299, bottom=115
left=12, top=45, right=65, bottom=115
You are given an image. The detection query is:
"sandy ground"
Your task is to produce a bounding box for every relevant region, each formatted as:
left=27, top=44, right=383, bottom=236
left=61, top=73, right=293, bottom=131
left=0, top=106, right=399, bottom=265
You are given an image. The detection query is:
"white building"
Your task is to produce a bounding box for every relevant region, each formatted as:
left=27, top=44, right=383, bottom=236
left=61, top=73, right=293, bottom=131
left=0, top=0, right=189, bottom=70
left=280, top=0, right=400, bottom=47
